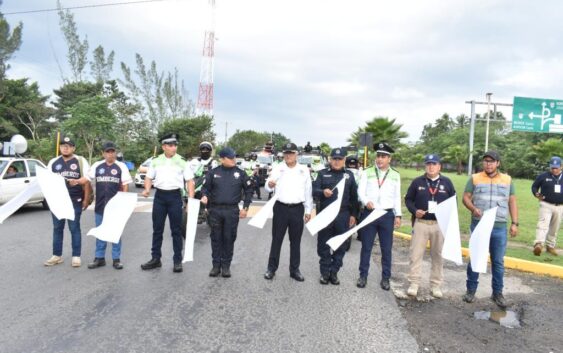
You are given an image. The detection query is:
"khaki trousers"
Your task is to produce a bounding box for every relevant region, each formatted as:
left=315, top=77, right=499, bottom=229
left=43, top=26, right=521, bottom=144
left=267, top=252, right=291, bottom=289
left=535, top=201, right=563, bottom=248
left=408, top=219, right=444, bottom=286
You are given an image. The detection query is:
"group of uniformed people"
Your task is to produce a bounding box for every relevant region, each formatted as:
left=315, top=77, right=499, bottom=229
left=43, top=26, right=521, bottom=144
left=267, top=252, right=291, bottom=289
left=42, top=132, right=561, bottom=310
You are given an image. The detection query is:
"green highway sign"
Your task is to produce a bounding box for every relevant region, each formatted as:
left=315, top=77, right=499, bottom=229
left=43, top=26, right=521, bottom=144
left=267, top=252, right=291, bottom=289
left=512, top=96, right=563, bottom=133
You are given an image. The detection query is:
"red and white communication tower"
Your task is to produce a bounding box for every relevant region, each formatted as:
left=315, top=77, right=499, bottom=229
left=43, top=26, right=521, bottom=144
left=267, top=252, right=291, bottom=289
left=196, top=0, right=216, bottom=116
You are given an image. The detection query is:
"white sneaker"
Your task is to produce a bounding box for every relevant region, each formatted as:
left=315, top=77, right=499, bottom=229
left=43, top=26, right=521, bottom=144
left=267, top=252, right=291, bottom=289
left=407, top=284, right=418, bottom=297
left=431, top=286, right=443, bottom=298
left=71, top=257, right=81, bottom=267
left=44, top=255, right=64, bottom=266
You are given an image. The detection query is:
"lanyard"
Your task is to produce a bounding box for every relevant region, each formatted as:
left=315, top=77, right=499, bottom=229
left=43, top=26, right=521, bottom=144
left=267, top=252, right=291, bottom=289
left=375, top=167, right=390, bottom=189
left=553, top=173, right=562, bottom=185
left=426, top=178, right=440, bottom=201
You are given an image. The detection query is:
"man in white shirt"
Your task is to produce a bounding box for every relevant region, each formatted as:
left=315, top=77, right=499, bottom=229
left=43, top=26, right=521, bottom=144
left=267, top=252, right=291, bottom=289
left=263, top=143, right=313, bottom=281
left=140, top=133, right=195, bottom=273
left=356, top=142, right=402, bottom=290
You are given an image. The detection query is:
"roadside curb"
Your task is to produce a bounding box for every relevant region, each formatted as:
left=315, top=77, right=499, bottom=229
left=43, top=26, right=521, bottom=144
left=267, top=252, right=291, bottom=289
left=394, top=231, right=563, bottom=279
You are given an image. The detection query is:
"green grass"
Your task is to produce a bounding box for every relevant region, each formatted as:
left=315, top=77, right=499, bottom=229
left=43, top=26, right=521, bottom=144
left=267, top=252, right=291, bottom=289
left=396, top=167, right=563, bottom=265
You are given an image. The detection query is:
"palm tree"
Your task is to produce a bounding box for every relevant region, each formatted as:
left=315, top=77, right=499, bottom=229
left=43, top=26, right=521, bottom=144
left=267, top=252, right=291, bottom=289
left=443, top=144, right=468, bottom=175
left=348, top=117, right=408, bottom=147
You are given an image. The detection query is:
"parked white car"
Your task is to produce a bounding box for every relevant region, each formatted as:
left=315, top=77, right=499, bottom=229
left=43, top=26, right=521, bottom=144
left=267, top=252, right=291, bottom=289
left=134, top=157, right=154, bottom=188
left=0, top=157, right=48, bottom=208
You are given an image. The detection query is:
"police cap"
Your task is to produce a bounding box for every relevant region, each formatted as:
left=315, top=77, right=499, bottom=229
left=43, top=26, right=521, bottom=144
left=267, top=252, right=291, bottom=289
left=282, top=142, right=298, bottom=153
left=160, top=133, right=179, bottom=145
left=219, top=147, right=236, bottom=159
left=424, top=154, right=441, bottom=164
left=330, top=148, right=346, bottom=159
left=374, top=142, right=394, bottom=155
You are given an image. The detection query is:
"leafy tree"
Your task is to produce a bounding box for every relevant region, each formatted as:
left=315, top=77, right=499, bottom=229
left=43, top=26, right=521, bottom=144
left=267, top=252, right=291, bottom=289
left=158, top=115, right=215, bottom=159
left=0, top=3, right=23, bottom=94
left=532, top=138, right=563, bottom=165
left=120, top=54, right=194, bottom=133
left=52, top=80, right=104, bottom=121
left=349, top=117, right=408, bottom=147
left=90, top=45, right=114, bottom=83
left=57, top=0, right=89, bottom=82
left=0, top=79, right=54, bottom=141
left=63, top=95, right=116, bottom=162
left=227, top=130, right=269, bottom=156
left=318, top=142, right=331, bottom=156
left=443, top=144, right=468, bottom=175
left=269, top=132, right=291, bottom=152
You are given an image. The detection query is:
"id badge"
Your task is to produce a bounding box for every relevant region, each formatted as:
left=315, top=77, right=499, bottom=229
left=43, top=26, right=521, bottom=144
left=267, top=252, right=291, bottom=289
left=555, top=185, right=561, bottom=194
left=428, top=201, right=438, bottom=214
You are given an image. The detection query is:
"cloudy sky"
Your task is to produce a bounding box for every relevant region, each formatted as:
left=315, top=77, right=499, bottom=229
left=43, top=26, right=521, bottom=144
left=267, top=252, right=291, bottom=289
left=4, top=0, right=563, bottom=147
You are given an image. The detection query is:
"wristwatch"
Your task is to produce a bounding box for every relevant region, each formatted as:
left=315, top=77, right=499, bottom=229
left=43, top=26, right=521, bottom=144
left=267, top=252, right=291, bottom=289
left=511, top=222, right=519, bottom=226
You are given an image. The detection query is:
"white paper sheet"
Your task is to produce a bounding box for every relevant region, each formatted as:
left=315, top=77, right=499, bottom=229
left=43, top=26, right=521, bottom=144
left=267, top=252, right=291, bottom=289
left=87, top=192, right=137, bottom=243
left=36, top=167, right=75, bottom=220
left=182, top=197, right=201, bottom=263
left=435, top=196, right=463, bottom=265
left=306, top=178, right=345, bottom=236
left=0, top=181, right=41, bottom=224
left=248, top=194, right=278, bottom=229
left=326, top=209, right=386, bottom=251
left=469, top=207, right=498, bottom=273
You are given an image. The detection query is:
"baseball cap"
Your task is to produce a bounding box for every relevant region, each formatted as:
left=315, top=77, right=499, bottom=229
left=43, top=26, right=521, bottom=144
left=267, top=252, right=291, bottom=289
left=550, top=156, right=562, bottom=168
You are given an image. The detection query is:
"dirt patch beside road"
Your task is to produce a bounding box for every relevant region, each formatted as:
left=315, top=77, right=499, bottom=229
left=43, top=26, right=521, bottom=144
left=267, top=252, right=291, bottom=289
left=376, top=238, right=563, bottom=353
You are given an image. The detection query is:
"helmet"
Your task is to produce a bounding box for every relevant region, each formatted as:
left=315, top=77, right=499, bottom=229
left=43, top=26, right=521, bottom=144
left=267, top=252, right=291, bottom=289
left=199, top=141, right=213, bottom=151
left=346, top=155, right=359, bottom=168
left=277, top=152, right=283, bottom=158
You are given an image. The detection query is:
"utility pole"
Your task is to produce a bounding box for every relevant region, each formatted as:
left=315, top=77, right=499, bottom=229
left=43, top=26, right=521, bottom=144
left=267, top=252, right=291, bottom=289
left=485, top=92, right=492, bottom=151
left=224, top=121, right=228, bottom=144
left=196, top=0, right=216, bottom=117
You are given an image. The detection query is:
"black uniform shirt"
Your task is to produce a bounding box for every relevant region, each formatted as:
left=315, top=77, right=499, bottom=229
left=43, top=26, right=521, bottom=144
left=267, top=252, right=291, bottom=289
left=93, top=162, right=123, bottom=214
left=50, top=156, right=84, bottom=203
left=531, top=171, right=563, bottom=204
left=202, top=165, right=253, bottom=209
left=404, top=174, right=456, bottom=221
left=312, top=167, right=359, bottom=219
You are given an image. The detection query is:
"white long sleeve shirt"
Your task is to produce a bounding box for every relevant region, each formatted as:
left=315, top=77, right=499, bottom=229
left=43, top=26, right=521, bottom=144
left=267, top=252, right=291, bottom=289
left=357, top=166, right=402, bottom=217
left=265, top=162, right=313, bottom=214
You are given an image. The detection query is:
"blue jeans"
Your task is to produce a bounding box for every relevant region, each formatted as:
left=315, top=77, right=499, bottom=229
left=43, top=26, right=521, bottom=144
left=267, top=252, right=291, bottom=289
left=52, top=202, right=83, bottom=257
left=94, top=212, right=122, bottom=260
left=466, top=221, right=507, bottom=294
left=358, top=210, right=395, bottom=279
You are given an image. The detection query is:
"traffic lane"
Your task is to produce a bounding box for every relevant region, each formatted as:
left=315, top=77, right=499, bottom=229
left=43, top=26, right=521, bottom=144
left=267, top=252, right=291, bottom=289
left=0, top=208, right=418, bottom=353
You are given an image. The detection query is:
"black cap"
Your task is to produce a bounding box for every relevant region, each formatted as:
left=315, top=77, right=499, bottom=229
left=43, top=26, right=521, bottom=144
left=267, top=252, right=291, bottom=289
left=282, top=142, right=298, bottom=153
left=346, top=155, right=358, bottom=165
left=373, top=142, right=394, bottom=154
left=60, top=136, right=75, bottom=146
left=219, top=147, right=236, bottom=159
left=160, top=133, right=179, bottom=145
left=102, top=141, right=117, bottom=152
left=483, top=150, right=500, bottom=161
left=330, top=148, right=346, bottom=159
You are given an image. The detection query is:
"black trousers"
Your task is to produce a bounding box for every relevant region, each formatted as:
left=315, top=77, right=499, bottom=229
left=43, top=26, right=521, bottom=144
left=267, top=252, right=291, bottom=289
left=151, top=189, right=184, bottom=264
left=267, top=202, right=304, bottom=273
left=317, top=210, right=349, bottom=275
left=208, top=206, right=240, bottom=267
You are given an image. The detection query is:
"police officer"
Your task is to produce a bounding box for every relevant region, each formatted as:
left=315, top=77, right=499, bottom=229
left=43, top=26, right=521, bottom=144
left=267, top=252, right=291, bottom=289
left=357, top=142, right=402, bottom=290
left=189, top=141, right=218, bottom=177
left=87, top=142, right=133, bottom=270
left=404, top=154, right=456, bottom=298
left=44, top=136, right=91, bottom=268
left=531, top=156, right=563, bottom=256
left=264, top=142, right=313, bottom=281
left=141, top=133, right=195, bottom=273
left=250, top=152, right=262, bottom=199
left=313, top=148, right=359, bottom=285
left=200, top=147, right=253, bottom=278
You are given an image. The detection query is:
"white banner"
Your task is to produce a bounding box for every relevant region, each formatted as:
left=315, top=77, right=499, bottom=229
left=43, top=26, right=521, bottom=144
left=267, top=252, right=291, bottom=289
left=306, top=178, right=345, bottom=236
left=87, top=192, right=137, bottom=243
left=326, top=209, right=386, bottom=251
left=182, top=197, right=201, bottom=262
left=0, top=181, right=41, bottom=224
left=435, top=196, right=463, bottom=265
left=469, top=207, right=498, bottom=273
left=248, top=194, right=278, bottom=229
left=36, top=167, right=75, bottom=220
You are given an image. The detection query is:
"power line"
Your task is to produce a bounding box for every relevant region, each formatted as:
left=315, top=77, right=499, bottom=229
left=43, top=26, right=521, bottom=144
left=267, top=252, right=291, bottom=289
left=3, top=0, right=172, bottom=15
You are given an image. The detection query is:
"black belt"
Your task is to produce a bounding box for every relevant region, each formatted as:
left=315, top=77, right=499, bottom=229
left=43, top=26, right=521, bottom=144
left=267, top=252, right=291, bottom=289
left=156, top=188, right=181, bottom=193
left=276, top=201, right=303, bottom=208
left=211, top=204, right=239, bottom=209
left=545, top=202, right=563, bottom=206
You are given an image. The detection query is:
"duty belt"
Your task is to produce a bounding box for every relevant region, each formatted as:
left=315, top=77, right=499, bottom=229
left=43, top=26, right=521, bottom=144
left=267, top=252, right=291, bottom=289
left=276, top=201, right=303, bottom=208
left=156, top=188, right=181, bottom=193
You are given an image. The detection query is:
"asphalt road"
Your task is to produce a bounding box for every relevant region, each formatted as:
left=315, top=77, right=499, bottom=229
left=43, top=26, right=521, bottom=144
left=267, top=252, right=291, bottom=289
left=0, top=195, right=419, bottom=353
